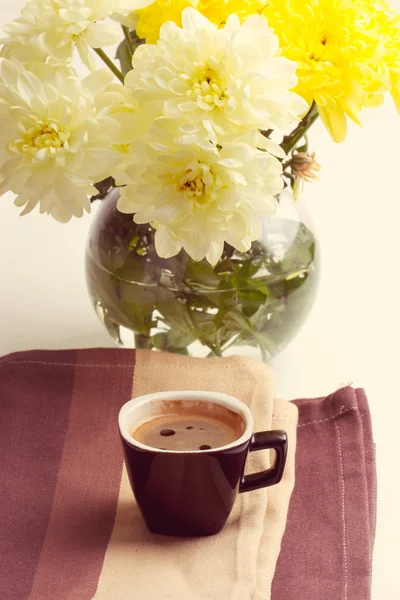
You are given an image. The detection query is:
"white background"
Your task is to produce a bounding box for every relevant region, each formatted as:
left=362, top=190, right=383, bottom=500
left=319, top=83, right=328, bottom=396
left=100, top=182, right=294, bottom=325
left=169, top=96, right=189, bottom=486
left=1, top=1, right=400, bottom=598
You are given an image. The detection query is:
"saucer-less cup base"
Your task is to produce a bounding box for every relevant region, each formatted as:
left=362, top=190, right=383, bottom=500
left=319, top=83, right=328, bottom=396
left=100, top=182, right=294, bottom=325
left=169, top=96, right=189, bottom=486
left=119, top=391, right=287, bottom=537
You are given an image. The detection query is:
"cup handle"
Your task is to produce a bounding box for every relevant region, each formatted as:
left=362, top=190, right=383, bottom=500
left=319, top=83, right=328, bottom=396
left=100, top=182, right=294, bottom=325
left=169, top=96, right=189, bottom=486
left=239, top=430, right=288, bottom=493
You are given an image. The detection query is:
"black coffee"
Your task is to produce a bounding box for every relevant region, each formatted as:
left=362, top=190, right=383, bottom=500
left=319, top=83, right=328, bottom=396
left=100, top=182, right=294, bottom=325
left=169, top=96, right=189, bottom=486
left=132, top=402, right=244, bottom=451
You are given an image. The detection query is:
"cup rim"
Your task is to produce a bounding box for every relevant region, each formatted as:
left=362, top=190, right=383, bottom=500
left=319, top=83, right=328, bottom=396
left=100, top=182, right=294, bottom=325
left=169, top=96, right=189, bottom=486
left=118, top=390, right=254, bottom=454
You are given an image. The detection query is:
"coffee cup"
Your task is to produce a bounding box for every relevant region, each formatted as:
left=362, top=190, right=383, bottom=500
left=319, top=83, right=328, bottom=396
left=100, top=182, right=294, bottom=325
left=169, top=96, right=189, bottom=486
left=118, top=390, right=287, bottom=537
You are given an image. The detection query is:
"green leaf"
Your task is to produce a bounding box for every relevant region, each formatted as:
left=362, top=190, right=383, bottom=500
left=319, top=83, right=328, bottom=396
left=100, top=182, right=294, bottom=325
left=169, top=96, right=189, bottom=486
left=208, top=283, right=237, bottom=327
left=155, top=288, right=195, bottom=335
left=87, top=265, right=140, bottom=331
left=116, top=30, right=145, bottom=76
left=152, top=332, right=168, bottom=350
left=296, top=140, right=308, bottom=153
left=235, top=258, right=262, bottom=281
left=116, top=39, right=133, bottom=77
left=115, top=255, right=160, bottom=285
left=214, top=296, right=237, bottom=328
left=250, top=303, right=276, bottom=332
left=231, top=336, right=260, bottom=349
left=238, top=288, right=268, bottom=318
left=190, top=310, right=216, bottom=337
left=168, top=328, right=196, bottom=348
left=152, top=332, right=191, bottom=354
left=102, top=313, right=123, bottom=345
left=130, top=30, right=146, bottom=52
left=214, top=258, right=234, bottom=275
left=111, top=280, right=157, bottom=335
left=183, top=292, right=218, bottom=311
left=184, top=260, right=222, bottom=290
left=261, top=219, right=316, bottom=278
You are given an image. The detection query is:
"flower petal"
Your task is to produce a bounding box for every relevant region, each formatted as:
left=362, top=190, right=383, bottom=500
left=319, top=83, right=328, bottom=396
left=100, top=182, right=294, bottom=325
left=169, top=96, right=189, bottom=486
left=155, top=225, right=182, bottom=258
left=83, top=22, right=121, bottom=48
left=317, top=103, right=347, bottom=143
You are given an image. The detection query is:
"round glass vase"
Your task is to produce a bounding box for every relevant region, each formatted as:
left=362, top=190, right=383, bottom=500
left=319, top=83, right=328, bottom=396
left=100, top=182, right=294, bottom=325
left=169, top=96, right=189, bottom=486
left=86, top=188, right=319, bottom=361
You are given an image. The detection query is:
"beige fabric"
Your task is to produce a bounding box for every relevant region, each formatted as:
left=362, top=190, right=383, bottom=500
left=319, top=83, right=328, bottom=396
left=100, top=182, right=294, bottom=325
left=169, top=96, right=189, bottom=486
left=93, top=352, right=298, bottom=600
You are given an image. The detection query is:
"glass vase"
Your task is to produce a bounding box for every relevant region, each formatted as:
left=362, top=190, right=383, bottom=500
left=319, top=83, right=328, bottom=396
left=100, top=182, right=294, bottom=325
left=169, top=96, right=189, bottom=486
left=86, top=188, right=319, bottom=360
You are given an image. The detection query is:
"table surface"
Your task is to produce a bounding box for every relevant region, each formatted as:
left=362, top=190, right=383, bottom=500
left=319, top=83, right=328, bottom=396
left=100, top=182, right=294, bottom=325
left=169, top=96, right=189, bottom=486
left=1, top=1, right=400, bottom=597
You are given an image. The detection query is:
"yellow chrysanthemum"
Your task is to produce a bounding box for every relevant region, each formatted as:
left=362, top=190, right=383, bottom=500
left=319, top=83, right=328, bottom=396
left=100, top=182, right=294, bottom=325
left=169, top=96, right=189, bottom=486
left=263, top=0, right=400, bottom=142
left=367, top=1, right=400, bottom=112
left=201, top=0, right=266, bottom=23
left=136, top=0, right=266, bottom=43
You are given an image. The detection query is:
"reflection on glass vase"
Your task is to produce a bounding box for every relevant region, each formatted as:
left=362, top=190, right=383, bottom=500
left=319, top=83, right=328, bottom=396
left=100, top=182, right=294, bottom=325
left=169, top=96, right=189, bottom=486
left=86, top=188, right=319, bottom=361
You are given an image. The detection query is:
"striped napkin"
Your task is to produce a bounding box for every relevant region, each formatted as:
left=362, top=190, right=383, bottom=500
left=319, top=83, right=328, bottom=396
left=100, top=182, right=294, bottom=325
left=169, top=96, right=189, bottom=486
left=0, top=349, right=375, bottom=600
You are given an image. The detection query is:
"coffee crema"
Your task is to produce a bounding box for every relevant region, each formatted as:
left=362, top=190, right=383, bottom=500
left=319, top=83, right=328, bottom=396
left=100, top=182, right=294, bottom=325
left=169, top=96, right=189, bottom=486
left=131, top=401, right=244, bottom=452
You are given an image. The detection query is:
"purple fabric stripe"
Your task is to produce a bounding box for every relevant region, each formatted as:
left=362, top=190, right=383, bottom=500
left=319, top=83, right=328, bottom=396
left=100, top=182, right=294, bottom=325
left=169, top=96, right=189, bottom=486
left=0, top=350, right=77, bottom=600
left=272, top=387, right=375, bottom=600
left=356, top=388, right=377, bottom=544
left=332, top=390, right=373, bottom=600
left=27, top=348, right=136, bottom=600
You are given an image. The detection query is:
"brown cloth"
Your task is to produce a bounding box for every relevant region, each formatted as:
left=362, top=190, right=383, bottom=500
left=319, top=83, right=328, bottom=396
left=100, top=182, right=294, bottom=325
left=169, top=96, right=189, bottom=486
left=273, top=387, right=376, bottom=600
left=0, top=349, right=375, bottom=600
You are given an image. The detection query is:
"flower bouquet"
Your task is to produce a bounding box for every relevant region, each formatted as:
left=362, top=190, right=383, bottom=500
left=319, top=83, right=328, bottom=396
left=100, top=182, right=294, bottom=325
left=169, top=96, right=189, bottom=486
left=1, top=1, right=399, bottom=358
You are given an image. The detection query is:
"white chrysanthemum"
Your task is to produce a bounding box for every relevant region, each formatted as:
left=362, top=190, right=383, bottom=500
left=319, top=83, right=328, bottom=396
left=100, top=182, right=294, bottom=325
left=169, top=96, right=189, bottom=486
left=2, top=0, right=121, bottom=68
left=112, top=0, right=154, bottom=28
left=0, top=60, right=124, bottom=222
left=126, top=8, right=308, bottom=148
left=116, top=120, right=282, bottom=263
left=0, top=41, right=47, bottom=63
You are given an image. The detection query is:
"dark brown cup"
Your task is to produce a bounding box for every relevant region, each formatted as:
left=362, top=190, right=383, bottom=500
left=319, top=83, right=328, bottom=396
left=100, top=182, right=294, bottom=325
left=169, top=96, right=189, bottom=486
left=118, top=391, right=287, bottom=537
